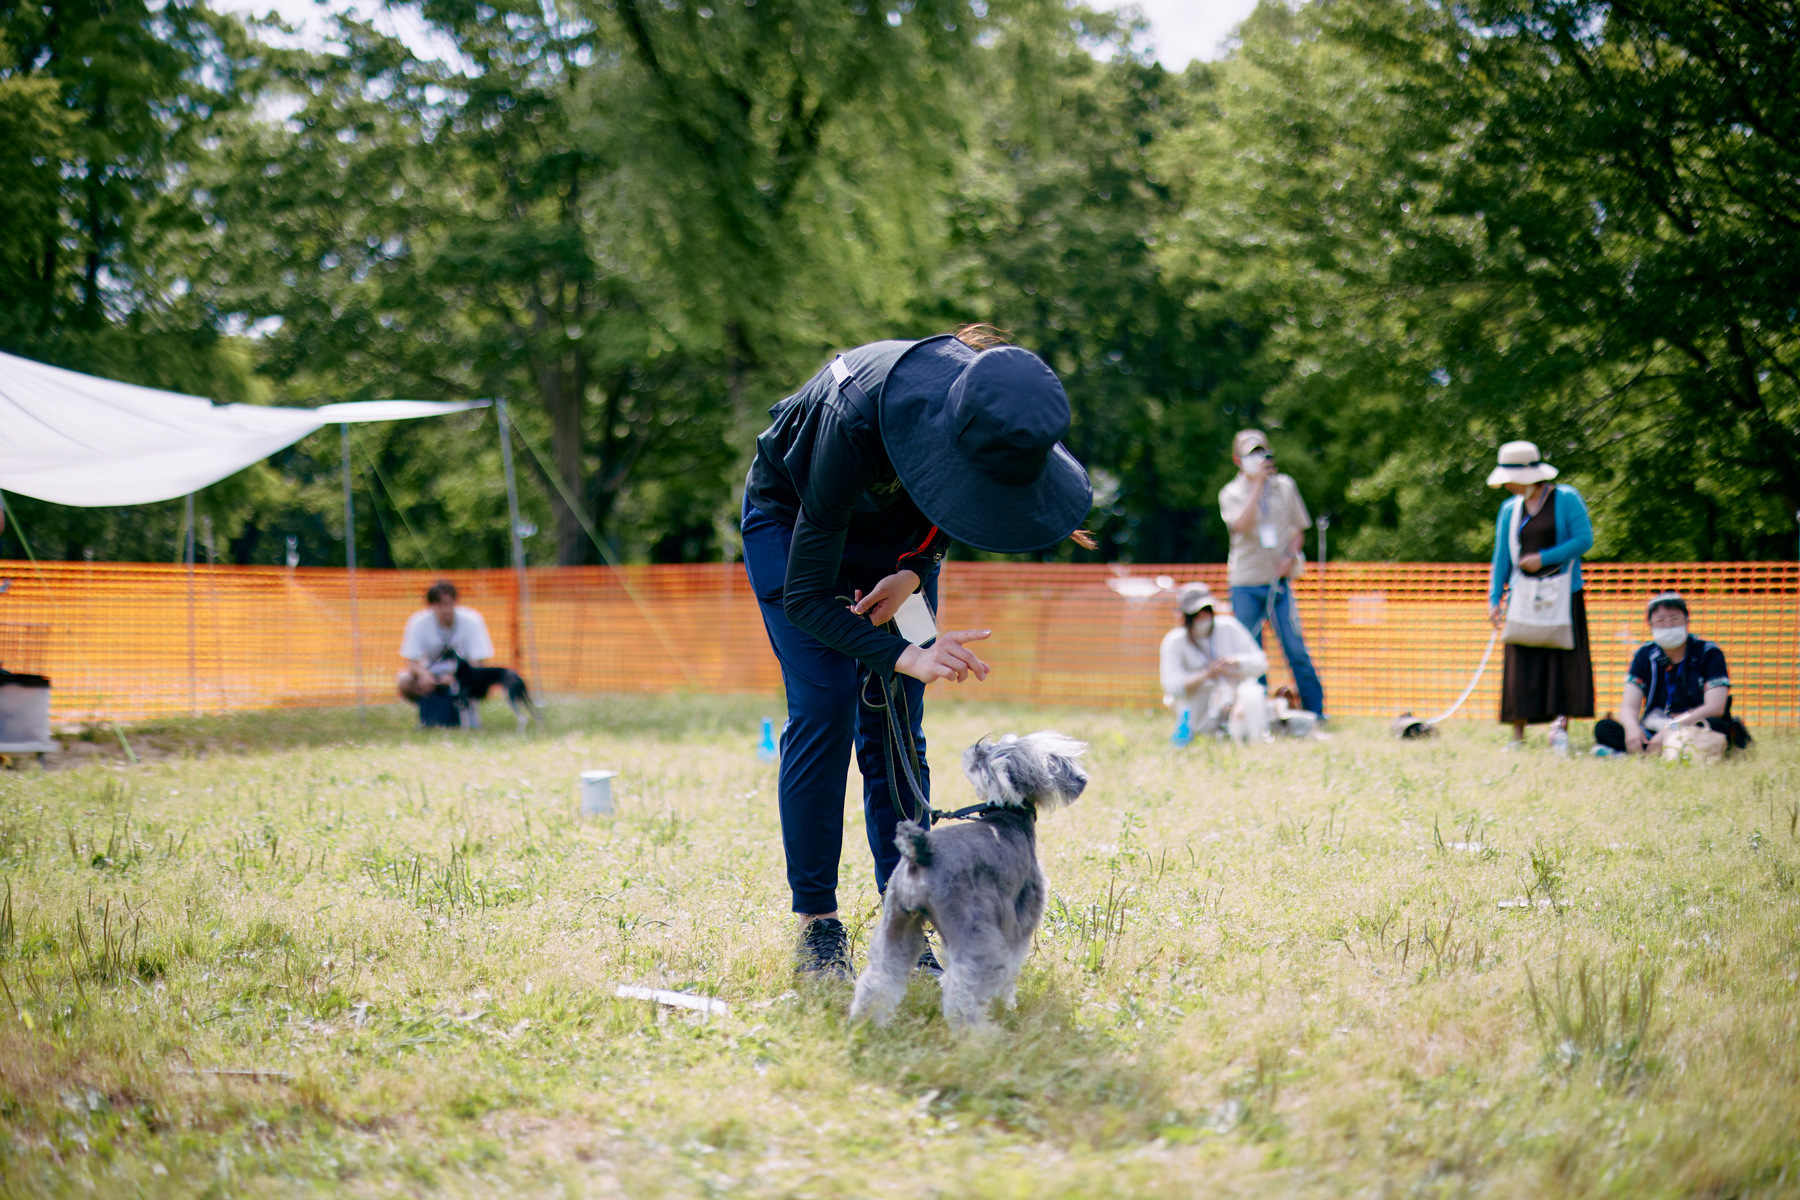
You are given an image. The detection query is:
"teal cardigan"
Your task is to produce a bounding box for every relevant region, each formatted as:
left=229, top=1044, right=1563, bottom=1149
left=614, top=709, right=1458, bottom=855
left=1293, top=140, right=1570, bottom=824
left=1488, top=484, right=1593, bottom=606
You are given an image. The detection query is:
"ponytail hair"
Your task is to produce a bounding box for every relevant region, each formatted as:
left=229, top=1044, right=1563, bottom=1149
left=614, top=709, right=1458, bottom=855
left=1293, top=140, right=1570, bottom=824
left=951, top=323, right=1012, bottom=351
left=1068, top=529, right=1098, bottom=551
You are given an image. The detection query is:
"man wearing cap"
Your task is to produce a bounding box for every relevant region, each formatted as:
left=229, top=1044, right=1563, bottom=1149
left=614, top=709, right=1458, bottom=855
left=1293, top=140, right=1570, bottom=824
left=1160, top=582, right=1268, bottom=738
left=741, top=325, right=1093, bottom=979
left=1217, top=430, right=1325, bottom=719
left=1594, top=592, right=1751, bottom=755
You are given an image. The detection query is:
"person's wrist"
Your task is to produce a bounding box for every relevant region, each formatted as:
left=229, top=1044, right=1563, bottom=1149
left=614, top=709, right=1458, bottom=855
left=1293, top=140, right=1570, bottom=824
left=895, top=644, right=923, bottom=679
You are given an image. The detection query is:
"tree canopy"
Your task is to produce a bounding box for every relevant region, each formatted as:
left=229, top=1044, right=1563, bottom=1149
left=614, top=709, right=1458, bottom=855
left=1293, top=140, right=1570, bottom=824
left=3, top=0, right=1795, bottom=567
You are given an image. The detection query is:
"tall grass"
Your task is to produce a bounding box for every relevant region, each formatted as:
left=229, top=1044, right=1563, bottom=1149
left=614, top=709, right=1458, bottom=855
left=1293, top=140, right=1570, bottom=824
left=0, top=695, right=1795, bottom=1197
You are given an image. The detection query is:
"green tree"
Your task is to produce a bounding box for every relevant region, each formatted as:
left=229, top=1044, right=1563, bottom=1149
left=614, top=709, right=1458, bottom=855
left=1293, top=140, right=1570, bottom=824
left=210, top=0, right=989, bottom=566
left=0, top=0, right=277, bottom=564
left=941, top=10, right=1281, bottom=563
left=1157, top=0, right=1800, bottom=563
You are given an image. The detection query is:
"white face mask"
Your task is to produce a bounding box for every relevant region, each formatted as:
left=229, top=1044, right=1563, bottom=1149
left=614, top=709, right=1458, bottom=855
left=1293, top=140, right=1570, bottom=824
left=1651, top=624, right=1688, bottom=651
left=1190, top=616, right=1215, bottom=640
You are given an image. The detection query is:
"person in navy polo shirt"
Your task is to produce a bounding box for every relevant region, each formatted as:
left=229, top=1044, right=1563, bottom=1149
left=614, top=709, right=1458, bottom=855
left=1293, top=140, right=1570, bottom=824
left=1594, top=592, right=1752, bottom=755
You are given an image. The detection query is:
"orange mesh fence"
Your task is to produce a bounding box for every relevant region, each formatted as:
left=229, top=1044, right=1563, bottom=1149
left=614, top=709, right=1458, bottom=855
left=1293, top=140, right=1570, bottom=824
left=0, top=559, right=1793, bottom=728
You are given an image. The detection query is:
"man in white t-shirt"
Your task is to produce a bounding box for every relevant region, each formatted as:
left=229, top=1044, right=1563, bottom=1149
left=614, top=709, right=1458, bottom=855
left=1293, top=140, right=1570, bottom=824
left=1159, top=582, right=1268, bottom=738
left=396, top=579, right=497, bottom=700
left=1217, top=429, right=1325, bottom=719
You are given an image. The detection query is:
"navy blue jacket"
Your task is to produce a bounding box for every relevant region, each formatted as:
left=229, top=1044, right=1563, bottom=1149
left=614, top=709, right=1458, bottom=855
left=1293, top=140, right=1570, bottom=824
left=745, top=339, right=951, bottom=676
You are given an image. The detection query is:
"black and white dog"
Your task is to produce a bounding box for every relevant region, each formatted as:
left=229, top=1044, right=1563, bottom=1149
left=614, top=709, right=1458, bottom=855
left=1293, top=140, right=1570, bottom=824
left=851, top=732, right=1088, bottom=1030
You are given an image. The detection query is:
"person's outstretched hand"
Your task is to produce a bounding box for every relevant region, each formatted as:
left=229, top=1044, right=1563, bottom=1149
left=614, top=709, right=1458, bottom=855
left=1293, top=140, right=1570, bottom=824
left=849, top=569, right=920, bottom=627
left=896, top=630, right=992, bottom=684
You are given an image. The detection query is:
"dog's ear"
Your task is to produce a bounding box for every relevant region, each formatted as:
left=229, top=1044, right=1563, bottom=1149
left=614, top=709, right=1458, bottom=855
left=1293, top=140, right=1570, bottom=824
left=1021, top=732, right=1088, bottom=811
left=961, top=736, right=1014, bottom=805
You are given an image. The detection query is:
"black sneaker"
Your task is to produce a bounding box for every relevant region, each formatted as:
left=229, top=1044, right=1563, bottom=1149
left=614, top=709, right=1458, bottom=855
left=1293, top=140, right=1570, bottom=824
left=796, top=917, right=852, bottom=981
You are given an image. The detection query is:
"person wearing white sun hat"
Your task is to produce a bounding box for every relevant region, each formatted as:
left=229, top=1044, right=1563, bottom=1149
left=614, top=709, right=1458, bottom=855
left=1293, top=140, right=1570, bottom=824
left=1486, top=440, right=1595, bottom=747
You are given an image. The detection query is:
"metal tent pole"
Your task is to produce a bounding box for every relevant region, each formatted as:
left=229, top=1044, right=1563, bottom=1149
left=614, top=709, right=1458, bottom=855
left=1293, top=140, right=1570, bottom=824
left=342, top=424, right=364, bottom=715
left=496, top=400, right=539, bottom=689
left=185, top=493, right=197, bottom=717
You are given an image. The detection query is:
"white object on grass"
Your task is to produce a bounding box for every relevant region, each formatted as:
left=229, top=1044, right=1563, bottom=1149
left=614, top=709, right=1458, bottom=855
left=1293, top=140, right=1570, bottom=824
left=579, top=770, right=618, bottom=816
left=0, top=680, right=55, bottom=753
left=1226, top=680, right=1271, bottom=745
left=614, top=986, right=729, bottom=1017
left=1662, top=726, right=1727, bottom=765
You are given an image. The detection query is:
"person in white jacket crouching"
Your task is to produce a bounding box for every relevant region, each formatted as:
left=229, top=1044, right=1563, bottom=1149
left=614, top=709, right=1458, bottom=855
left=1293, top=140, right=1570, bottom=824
left=1160, top=582, right=1272, bottom=743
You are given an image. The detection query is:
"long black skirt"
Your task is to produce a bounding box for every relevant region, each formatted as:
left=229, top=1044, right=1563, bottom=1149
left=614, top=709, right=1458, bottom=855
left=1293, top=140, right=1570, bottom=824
left=1500, top=589, right=1596, bottom=724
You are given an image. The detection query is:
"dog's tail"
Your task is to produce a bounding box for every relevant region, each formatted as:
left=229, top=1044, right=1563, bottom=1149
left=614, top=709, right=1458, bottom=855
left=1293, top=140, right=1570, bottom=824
left=502, top=670, right=543, bottom=722
left=894, top=820, right=932, bottom=868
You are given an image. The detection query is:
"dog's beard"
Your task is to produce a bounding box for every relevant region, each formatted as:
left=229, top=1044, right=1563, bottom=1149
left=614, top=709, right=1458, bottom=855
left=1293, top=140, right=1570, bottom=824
left=961, top=732, right=1089, bottom=812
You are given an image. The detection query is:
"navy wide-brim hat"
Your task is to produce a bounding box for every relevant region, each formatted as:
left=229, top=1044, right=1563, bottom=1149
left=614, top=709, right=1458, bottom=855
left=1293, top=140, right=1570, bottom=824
left=880, top=335, right=1092, bottom=554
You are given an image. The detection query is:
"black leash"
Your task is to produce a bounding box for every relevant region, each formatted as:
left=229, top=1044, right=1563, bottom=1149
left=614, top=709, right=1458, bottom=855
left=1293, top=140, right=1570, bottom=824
left=844, top=595, right=1005, bottom=826
left=870, top=673, right=1009, bottom=824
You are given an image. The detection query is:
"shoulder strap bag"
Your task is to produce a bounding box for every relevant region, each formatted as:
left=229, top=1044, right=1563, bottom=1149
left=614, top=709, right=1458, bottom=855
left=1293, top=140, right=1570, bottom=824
left=828, top=355, right=882, bottom=430
left=1501, top=492, right=1574, bottom=650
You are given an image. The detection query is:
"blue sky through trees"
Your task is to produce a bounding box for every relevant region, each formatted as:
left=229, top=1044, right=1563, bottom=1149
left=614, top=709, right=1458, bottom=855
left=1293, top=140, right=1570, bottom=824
left=210, top=0, right=1259, bottom=68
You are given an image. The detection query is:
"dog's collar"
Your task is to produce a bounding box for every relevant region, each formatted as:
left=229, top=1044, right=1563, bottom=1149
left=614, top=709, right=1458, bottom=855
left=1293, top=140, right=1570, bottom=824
left=932, top=800, right=1030, bottom=822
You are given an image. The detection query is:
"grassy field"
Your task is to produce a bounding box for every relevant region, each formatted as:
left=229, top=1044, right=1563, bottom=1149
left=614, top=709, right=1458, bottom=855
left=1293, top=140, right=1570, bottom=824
left=1, top=695, right=1797, bottom=1198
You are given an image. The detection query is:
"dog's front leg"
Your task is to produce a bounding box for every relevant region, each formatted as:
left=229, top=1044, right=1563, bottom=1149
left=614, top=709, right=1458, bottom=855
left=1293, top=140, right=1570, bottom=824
left=850, top=894, right=926, bottom=1026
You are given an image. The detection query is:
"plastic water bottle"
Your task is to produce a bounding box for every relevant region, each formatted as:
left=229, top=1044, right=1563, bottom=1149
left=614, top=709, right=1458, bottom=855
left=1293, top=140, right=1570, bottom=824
left=756, top=717, right=779, bottom=764
left=1171, top=709, right=1192, bottom=747
left=1550, top=716, right=1569, bottom=757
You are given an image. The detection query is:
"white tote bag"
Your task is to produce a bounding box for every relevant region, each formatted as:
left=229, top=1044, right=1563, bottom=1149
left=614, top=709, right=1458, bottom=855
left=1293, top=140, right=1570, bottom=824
left=1501, top=493, right=1574, bottom=650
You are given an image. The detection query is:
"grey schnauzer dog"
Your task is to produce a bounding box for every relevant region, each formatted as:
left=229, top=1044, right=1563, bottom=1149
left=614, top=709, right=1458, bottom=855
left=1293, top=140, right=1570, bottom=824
left=851, top=732, right=1088, bottom=1029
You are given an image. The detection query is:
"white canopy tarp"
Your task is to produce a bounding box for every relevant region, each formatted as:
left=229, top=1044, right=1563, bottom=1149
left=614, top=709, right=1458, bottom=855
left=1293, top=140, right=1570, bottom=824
left=0, top=349, right=487, bottom=507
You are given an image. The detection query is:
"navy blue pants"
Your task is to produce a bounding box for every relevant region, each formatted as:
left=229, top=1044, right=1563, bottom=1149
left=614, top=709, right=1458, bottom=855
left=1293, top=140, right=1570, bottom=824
left=741, top=503, right=935, bottom=915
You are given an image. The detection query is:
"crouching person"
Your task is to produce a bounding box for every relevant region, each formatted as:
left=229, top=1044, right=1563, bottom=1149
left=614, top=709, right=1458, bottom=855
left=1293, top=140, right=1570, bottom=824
left=1161, top=583, right=1270, bottom=741
left=1594, top=591, right=1750, bottom=756
left=397, top=580, right=540, bottom=729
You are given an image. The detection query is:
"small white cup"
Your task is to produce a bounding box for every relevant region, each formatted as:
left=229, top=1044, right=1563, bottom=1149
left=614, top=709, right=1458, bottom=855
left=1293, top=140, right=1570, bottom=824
left=579, top=770, right=619, bottom=817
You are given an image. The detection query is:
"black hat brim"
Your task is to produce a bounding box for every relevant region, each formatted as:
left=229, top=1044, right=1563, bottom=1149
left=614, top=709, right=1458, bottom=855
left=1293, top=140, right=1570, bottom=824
left=879, top=336, right=1093, bottom=554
